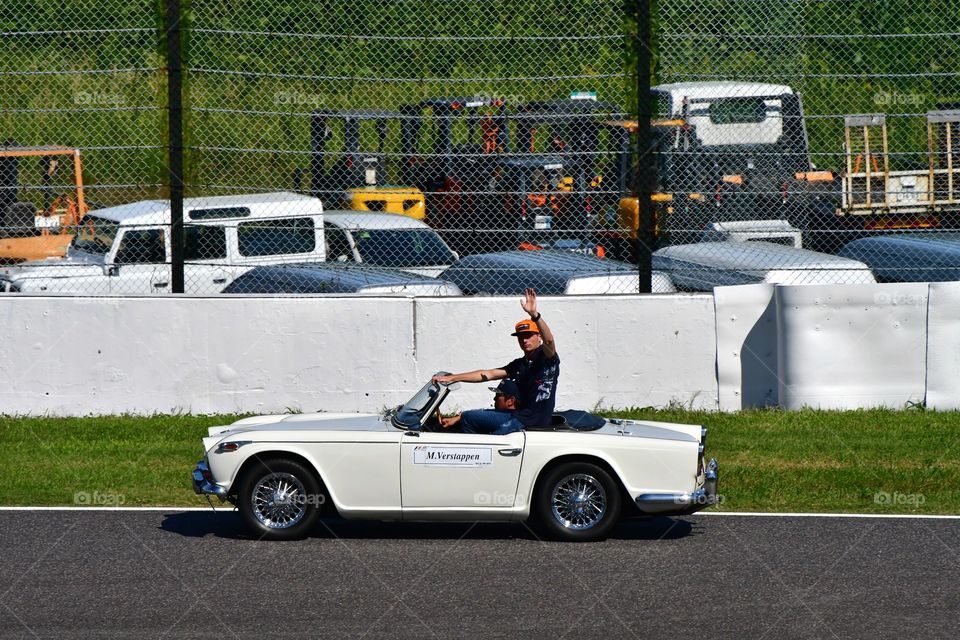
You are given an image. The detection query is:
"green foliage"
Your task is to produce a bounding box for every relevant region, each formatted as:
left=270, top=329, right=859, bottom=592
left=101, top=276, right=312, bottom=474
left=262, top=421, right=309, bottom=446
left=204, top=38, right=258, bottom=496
left=2, top=0, right=637, bottom=204
left=655, top=0, right=960, bottom=170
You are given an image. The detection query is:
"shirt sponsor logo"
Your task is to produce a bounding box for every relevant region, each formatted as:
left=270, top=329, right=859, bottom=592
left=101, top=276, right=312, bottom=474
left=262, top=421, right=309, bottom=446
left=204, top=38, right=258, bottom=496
left=413, top=446, right=493, bottom=467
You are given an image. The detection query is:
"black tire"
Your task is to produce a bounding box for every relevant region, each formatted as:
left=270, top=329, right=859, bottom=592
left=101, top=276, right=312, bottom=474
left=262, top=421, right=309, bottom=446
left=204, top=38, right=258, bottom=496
left=237, top=458, right=323, bottom=540
left=535, top=462, right=621, bottom=542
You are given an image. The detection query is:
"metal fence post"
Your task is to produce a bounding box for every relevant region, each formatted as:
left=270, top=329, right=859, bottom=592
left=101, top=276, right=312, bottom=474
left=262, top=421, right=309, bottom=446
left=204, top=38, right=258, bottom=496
left=166, top=0, right=184, bottom=293
left=635, top=0, right=653, bottom=293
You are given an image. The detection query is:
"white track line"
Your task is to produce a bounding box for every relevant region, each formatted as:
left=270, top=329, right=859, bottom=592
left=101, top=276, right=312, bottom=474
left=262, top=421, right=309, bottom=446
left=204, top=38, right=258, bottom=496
left=0, top=507, right=958, bottom=519
left=697, top=511, right=960, bottom=520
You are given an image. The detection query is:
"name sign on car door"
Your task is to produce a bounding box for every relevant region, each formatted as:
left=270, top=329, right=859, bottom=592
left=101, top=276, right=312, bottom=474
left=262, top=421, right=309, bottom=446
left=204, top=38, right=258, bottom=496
left=413, top=446, right=493, bottom=467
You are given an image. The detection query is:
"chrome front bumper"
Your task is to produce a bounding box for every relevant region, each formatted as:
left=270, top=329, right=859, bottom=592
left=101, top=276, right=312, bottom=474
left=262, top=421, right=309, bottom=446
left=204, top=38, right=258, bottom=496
left=634, top=458, right=719, bottom=515
left=192, top=460, right=228, bottom=498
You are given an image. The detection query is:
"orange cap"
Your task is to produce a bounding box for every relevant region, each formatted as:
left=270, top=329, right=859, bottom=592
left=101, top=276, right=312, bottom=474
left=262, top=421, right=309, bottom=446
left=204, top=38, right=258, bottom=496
left=511, top=318, right=541, bottom=336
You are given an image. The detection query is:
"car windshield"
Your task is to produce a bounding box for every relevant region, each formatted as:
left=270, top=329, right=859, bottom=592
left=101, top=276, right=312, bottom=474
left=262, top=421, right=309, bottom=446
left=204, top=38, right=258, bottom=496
left=392, top=378, right=445, bottom=429
left=350, top=229, right=456, bottom=267
left=71, top=215, right=119, bottom=255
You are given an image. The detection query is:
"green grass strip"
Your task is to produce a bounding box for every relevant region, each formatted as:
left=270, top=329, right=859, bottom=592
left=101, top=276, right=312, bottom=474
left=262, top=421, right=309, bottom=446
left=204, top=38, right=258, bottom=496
left=1, top=409, right=958, bottom=513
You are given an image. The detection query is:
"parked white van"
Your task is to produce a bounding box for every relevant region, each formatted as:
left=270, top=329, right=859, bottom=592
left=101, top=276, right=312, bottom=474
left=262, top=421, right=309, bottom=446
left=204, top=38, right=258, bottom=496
left=0, top=192, right=325, bottom=294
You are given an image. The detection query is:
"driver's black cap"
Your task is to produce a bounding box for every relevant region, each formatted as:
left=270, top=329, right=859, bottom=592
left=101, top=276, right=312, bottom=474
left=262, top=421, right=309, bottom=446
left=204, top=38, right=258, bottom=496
left=489, top=379, right=520, bottom=397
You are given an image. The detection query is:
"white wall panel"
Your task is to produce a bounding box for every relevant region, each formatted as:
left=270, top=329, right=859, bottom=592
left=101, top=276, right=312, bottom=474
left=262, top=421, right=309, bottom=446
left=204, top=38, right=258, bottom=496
left=776, top=284, right=928, bottom=410
left=924, top=282, right=960, bottom=410
left=714, top=284, right=778, bottom=411
left=0, top=293, right=719, bottom=416
left=0, top=296, right=418, bottom=415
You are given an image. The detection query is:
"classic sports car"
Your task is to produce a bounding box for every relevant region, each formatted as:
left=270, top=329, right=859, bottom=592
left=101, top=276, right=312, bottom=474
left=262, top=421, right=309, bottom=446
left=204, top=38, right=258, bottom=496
left=192, top=377, right=719, bottom=541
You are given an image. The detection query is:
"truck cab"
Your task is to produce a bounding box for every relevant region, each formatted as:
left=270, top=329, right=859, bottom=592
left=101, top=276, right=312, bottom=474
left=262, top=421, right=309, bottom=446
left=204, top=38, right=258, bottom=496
left=650, top=82, right=815, bottom=242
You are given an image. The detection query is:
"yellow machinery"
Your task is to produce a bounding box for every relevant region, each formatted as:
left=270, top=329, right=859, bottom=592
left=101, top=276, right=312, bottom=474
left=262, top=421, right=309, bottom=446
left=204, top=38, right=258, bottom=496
left=343, top=186, right=426, bottom=220
left=0, top=146, right=88, bottom=262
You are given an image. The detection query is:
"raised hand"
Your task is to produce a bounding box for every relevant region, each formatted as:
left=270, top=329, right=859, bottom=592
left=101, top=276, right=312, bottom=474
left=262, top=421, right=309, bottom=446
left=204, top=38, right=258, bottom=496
left=521, top=287, right=538, bottom=317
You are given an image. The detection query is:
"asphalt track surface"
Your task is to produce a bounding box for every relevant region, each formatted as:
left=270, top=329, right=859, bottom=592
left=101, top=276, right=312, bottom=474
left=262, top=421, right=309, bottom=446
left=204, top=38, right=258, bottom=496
left=0, top=510, right=957, bottom=639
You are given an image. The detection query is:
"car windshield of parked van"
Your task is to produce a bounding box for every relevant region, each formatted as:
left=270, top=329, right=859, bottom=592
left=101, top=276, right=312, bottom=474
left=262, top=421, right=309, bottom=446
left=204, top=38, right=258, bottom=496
left=350, top=229, right=456, bottom=267
left=72, top=215, right=119, bottom=255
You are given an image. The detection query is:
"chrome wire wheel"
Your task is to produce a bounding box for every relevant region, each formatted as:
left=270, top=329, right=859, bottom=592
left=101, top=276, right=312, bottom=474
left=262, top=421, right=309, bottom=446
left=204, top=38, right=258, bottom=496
left=251, top=472, right=307, bottom=529
left=550, top=473, right=607, bottom=531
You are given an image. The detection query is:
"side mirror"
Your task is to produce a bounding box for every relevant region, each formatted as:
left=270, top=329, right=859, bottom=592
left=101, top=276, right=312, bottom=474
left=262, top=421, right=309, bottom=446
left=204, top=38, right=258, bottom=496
left=105, top=264, right=120, bottom=277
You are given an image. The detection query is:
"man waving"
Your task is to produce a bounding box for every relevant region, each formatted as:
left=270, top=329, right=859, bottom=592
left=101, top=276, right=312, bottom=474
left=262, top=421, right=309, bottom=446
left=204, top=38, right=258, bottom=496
left=433, top=288, right=559, bottom=434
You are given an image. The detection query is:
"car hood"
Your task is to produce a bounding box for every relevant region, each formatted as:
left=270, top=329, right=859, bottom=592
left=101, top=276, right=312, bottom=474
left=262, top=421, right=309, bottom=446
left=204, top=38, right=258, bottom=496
left=208, top=412, right=388, bottom=437
left=1, top=252, right=105, bottom=280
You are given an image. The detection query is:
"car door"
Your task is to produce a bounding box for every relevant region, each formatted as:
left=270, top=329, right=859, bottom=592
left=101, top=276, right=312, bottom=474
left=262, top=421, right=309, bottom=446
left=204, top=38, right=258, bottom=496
left=184, top=223, right=231, bottom=293
left=108, top=227, right=171, bottom=294
left=400, top=430, right=525, bottom=510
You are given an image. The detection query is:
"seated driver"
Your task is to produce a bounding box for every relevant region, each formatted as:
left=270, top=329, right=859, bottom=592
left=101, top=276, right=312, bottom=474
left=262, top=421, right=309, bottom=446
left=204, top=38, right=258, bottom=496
left=440, top=379, right=522, bottom=434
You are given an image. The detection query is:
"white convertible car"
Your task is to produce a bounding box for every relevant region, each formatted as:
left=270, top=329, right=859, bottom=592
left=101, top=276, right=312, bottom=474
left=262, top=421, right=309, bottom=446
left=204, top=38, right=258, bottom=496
left=192, top=377, right=719, bottom=541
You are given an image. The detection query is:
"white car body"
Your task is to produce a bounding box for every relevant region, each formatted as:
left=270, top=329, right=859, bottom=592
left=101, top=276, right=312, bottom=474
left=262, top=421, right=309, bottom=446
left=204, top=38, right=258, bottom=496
left=0, top=192, right=326, bottom=295
left=193, top=378, right=718, bottom=540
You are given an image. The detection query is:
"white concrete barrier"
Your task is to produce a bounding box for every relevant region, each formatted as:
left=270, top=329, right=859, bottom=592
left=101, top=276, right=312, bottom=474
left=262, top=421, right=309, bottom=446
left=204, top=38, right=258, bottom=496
left=924, top=282, right=960, bottom=410
left=776, top=283, right=929, bottom=410
left=0, top=296, right=419, bottom=415
left=4, top=281, right=958, bottom=416
left=714, top=284, right=778, bottom=411
left=0, top=293, right=719, bottom=416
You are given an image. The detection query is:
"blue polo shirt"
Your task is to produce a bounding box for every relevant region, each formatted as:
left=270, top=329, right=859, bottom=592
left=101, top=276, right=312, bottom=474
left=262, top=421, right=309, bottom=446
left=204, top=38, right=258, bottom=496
left=503, top=347, right=560, bottom=428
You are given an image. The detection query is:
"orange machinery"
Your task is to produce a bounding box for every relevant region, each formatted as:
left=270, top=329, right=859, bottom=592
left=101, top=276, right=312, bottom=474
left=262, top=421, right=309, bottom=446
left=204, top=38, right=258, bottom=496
left=0, top=146, right=88, bottom=262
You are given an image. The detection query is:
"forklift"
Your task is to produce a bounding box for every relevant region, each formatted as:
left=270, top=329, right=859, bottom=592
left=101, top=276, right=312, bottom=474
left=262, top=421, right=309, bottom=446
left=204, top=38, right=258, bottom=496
left=508, top=98, right=629, bottom=254
left=309, top=109, right=425, bottom=219
left=0, top=144, right=89, bottom=262
left=399, top=97, right=509, bottom=253
left=515, top=98, right=626, bottom=215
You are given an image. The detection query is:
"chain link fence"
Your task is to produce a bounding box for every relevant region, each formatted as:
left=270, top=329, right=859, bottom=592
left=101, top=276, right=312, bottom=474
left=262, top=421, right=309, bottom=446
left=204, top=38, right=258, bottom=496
left=654, top=0, right=960, bottom=287
left=1, top=0, right=645, bottom=296
left=5, top=1, right=957, bottom=297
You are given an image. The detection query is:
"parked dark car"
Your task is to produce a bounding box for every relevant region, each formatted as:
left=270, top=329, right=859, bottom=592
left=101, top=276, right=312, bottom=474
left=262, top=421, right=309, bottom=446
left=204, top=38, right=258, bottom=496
left=222, top=263, right=461, bottom=295
left=838, top=233, right=960, bottom=282
left=440, top=249, right=674, bottom=294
